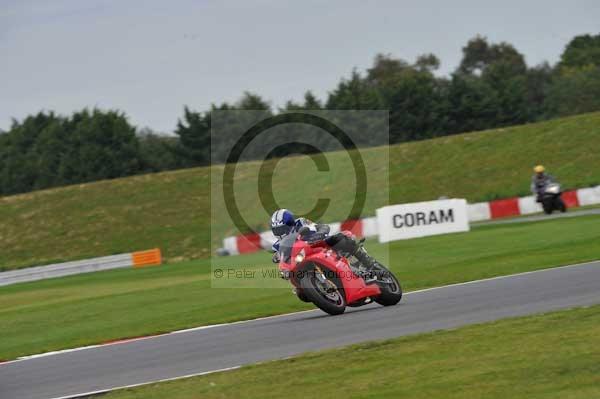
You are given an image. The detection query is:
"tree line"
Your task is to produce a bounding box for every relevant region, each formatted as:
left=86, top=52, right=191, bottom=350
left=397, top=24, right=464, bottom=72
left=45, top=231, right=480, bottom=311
left=2, top=34, right=600, bottom=195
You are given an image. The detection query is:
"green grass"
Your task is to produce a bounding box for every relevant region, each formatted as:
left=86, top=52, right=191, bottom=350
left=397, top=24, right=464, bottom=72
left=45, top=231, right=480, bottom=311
left=104, top=305, right=600, bottom=399
left=1, top=112, right=600, bottom=270
left=1, top=215, right=599, bottom=360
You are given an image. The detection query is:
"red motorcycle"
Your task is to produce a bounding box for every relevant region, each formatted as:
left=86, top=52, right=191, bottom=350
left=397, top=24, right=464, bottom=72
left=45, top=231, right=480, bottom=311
left=278, top=229, right=402, bottom=315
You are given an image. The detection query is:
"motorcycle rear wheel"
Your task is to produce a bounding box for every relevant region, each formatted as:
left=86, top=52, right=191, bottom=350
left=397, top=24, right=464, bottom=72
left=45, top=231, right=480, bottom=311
left=542, top=199, right=554, bottom=214
left=371, top=263, right=403, bottom=306
left=300, top=266, right=346, bottom=315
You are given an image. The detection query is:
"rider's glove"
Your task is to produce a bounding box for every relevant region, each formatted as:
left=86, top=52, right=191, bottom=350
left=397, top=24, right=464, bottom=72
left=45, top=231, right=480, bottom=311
left=272, top=252, right=280, bottom=263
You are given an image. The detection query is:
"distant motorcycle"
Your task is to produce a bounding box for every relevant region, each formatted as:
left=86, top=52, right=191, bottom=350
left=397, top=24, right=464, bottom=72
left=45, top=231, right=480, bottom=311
left=540, top=182, right=566, bottom=214
left=277, top=229, right=402, bottom=315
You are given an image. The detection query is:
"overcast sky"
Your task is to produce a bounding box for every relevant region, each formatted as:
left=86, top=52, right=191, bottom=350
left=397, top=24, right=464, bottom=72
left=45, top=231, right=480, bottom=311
left=1, top=0, right=599, bottom=133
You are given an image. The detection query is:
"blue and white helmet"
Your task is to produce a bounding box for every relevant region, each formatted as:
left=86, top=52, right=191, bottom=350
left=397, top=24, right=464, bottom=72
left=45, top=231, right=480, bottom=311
left=270, top=209, right=295, bottom=237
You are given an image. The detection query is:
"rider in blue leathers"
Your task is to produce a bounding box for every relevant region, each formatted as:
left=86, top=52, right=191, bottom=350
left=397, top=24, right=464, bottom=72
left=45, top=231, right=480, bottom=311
left=269, top=209, right=376, bottom=268
left=269, top=209, right=329, bottom=262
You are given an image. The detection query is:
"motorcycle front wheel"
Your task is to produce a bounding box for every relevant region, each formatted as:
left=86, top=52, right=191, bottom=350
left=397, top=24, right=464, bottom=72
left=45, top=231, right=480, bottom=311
left=556, top=196, right=567, bottom=213
left=300, top=265, right=346, bottom=315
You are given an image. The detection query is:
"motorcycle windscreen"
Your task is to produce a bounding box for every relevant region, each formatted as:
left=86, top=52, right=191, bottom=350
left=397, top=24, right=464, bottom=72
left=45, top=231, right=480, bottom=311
left=278, top=231, right=300, bottom=263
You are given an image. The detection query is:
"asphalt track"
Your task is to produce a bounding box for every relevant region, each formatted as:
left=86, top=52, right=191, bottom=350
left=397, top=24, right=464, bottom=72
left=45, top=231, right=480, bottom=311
left=1, top=261, right=599, bottom=399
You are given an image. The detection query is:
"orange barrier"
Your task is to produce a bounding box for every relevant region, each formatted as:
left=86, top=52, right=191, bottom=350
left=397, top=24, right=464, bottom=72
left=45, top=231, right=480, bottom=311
left=131, top=248, right=162, bottom=268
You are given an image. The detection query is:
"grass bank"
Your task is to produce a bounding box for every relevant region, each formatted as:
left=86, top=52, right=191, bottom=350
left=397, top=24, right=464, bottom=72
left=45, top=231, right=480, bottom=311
left=1, top=112, right=600, bottom=270
left=1, top=215, right=599, bottom=360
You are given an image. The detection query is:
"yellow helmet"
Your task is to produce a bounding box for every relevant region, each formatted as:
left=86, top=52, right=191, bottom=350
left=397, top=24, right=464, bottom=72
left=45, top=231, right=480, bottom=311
left=534, top=165, right=545, bottom=173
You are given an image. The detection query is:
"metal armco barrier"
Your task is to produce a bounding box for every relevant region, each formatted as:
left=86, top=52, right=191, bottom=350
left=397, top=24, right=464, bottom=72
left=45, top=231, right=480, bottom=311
left=0, top=249, right=162, bottom=287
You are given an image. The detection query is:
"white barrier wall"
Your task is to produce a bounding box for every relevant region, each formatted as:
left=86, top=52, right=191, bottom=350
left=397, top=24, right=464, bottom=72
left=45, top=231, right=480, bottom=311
left=577, top=186, right=600, bottom=206
left=362, top=216, right=378, bottom=237
left=377, top=199, right=470, bottom=243
left=518, top=195, right=543, bottom=215
left=223, top=236, right=240, bottom=255
left=223, top=185, right=600, bottom=255
left=467, top=202, right=491, bottom=222
left=260, top=230, right=276, bottom=252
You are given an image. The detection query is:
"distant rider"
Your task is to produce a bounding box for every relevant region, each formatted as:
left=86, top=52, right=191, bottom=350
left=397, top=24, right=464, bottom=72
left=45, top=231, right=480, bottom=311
left=269, top=209, right=377, bottom=269
left=530, top=165, right=555, bottom=202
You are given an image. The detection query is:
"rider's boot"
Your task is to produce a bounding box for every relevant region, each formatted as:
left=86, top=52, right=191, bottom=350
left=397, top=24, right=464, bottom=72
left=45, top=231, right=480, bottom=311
left=353, top=246, right=378, bottom=270
left=327, top=233, right=379, bottom=277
